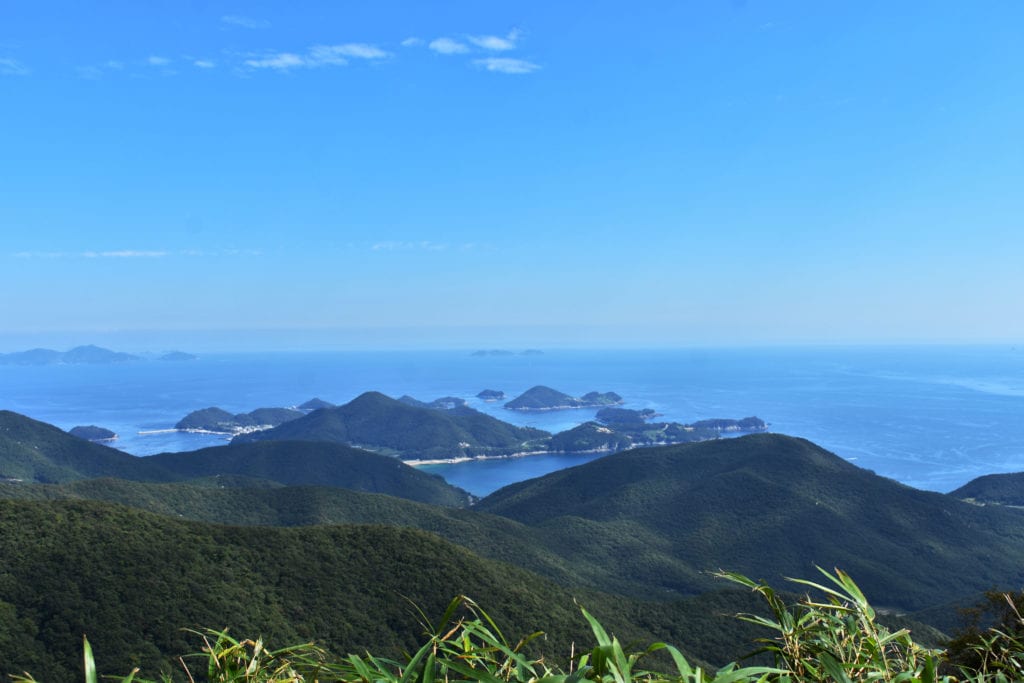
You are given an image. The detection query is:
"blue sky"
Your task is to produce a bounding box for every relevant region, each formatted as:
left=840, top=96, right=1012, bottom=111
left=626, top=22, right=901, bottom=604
left=2, top=1, right=1022, bottom=350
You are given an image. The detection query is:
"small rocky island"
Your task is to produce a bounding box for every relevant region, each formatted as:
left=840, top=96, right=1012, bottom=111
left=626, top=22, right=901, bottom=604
left=68, top=425, right=118, bottom=442
left=157, top=351, right=197, bottom=361
left=505, top=386, right=624, bottom=411
left=471, top=349, right=516, bottom=357
left=476, top=389, right=506, bottom=401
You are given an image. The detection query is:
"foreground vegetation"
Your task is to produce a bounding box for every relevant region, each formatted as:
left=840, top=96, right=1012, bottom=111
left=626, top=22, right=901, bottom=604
left=8, top=418, right=1024, bottom=679
left=17, top=569, right=1024, bottom=683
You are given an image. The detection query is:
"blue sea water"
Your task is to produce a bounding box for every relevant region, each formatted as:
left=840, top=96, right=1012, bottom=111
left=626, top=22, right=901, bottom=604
left=2, top=346, right=1023, bottom=497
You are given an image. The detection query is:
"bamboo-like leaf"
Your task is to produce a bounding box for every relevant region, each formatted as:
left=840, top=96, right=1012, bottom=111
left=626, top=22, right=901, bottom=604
left=83, top=636, right=98, bottom=683
left=579, top=607, right=612, bottom=648
left=398, top=639, right=436, bottom=683
left=447, top=659, right=511, bottom=683
left=661, top=644, right=695, bottom=678
left=818, top=652, right=854, bottom=683
left=709, top=665, right=788, bottom=683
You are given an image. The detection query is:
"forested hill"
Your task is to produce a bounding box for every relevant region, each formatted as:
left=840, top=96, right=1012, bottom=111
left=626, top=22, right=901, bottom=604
left=0, top=410, right=173, bottom=483
left=0, top=499, right=587, bottom=679
left=146, top=440, right=472, bottom=506
left=0, top=498, right=774, bottom=680
left=951, top=471, right=1024, bottom=505
left=231, top=391, right=550, bottom=459
left=0, top=411, right=471, bottom=506
left=476, top=433, right=1024, bottom=611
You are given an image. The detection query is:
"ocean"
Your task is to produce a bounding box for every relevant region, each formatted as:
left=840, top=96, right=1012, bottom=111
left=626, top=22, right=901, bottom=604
left=2, top=346, right=1023, bottom=497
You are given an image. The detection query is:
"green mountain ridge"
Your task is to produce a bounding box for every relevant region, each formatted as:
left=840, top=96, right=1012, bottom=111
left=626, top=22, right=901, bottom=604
left=1, top=411, right=470, bottom=506
left=0, top=410, right=174, bottom=483
left=7, top=408, right=1024, bottom=614
left=0, top=499, right=607, bottom=680
left=477, top=434, right=1024, bottom=611
left=950, top=471, right=1024, bottom=506
left=0, top=497, right=946, bottom=681
left=146, top=440, right=472, bottom=506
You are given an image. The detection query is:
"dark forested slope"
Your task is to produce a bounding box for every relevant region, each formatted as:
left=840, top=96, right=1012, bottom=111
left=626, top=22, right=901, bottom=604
left=0, top=411, right=172, bottom=483
left=146, top=440, right=472, bottom=506
left=477, top=434, right=1024, bottom=610
left=951, top=471, right=1024, bottom=506
left=0, top=499, right=775, bottom=680
left=0, top=411, right=471, bottom=506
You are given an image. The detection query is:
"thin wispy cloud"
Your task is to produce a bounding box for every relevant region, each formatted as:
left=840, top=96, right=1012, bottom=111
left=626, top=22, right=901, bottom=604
left=245, top=43, right=390, bottom=71
left=221, top=15, right=270, bottom=30
left=336, top=43, right=390, bottom=59
left=310, top=43, right=390, bottom=63
left=244, top=52, right=305, bottom=70
left=474, top=57, right=540, bottom=74
left=0, top=57, right=30, bottom=76
left=76, top=60, right=124, bottom=79
left=467, top=29, right=520, bottom=51
left=84, top=250, right=169, bottom=258
left=428, top=29, right=541, bottom=74
left=62, top=29, right=535, bottom=79
left=429, top=38, right=470, bottom=55
left=371, top=241, right=448, bottom=252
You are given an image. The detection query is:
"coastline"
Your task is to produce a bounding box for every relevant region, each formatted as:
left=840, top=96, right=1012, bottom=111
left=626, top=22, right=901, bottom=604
left=504, top=404, right=618, bottom=413
left=138, top=426, right=271, bottom=437
left=404, top=446, right=615, bottom=467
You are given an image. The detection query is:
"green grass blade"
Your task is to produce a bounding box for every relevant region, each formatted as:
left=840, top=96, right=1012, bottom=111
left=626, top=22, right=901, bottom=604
left=579, top=606, right=612, bottom=647
left=83, top=636, right=98, bottom=683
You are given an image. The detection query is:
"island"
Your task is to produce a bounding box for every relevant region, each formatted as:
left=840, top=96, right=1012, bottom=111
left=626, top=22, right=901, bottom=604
left=504, top=386, right=624, bottom=411
left=221, top=389, right=765, bottom=462
left=690, top=417, right=768, bottom=432
left=548, top=415, right=768, bottom=453
left=398, top=395, right=468, bottom=410
left=174, top=406, right=304, bottom=435
left=471, top=349, right=516, bottom=357
left=0, top=345, right=140, bottom=365
left=157, top=351, right=197, bottom=361
left=232, top=391, right=549, bottom=460
left=68, top=425, right=118, bottom=442
left=476, top=389, right=506, bottom=401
